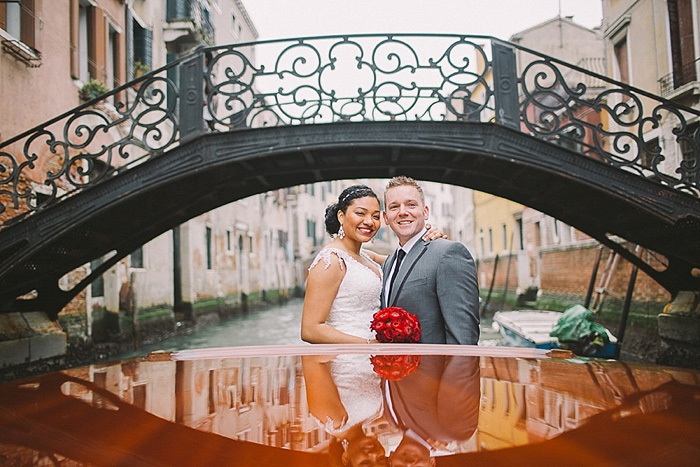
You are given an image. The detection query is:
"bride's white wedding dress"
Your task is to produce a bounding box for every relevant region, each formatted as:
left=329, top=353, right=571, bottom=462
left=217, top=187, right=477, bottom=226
left=308, top=248, right=384, bottom=434
left=308, top=247, right=382, bottom=341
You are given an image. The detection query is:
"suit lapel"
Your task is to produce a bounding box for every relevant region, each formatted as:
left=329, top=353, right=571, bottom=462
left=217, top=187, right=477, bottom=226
left=389, top=240, right=428, bottom=306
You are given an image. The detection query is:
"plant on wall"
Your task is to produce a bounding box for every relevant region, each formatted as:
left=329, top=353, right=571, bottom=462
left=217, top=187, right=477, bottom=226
left=80, top=78, right=109, bottom=101
left=133, top=60, right=150, bottom=78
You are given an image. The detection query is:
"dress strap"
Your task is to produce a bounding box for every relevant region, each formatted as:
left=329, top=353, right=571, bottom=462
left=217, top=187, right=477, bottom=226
left=308, top=248, right=349, bottom=271
left=359, top=249, right=381, bottom=269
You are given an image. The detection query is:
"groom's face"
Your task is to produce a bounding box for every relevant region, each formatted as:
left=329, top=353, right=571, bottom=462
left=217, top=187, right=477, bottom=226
left=383, top=185, right=429, bottom=246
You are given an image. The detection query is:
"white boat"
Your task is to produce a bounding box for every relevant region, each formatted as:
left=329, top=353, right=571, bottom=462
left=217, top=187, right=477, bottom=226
left=492, top=310, right=563, bottom=349
left=492, top=309, right=618, bottom=357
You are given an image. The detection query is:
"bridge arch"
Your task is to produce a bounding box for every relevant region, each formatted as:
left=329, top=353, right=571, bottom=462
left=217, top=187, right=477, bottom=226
left=1, top=34, right=699, bottom=317
left=1, top=121, right=698, bottom=317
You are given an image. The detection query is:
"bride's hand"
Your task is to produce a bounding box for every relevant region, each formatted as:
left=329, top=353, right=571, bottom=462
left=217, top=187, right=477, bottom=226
left=423, top=223, right=448, bottom=241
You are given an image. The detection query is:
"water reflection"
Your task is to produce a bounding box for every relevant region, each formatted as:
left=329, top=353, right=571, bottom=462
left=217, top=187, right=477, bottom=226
left=0, top=349, right=699, bottom=466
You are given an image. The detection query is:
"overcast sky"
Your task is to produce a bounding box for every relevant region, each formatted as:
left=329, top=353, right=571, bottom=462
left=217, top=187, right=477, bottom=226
left=244, top=0, right=603, bottom=41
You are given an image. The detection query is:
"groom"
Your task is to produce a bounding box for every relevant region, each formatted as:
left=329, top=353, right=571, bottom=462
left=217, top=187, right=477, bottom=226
left=381, top=176, right=480, bottom=344
left=382, top=355, right=480, bottom=463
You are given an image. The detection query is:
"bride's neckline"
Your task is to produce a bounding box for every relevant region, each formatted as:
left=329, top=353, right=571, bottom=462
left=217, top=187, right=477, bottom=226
left=322, top=247, right=382, bottom=281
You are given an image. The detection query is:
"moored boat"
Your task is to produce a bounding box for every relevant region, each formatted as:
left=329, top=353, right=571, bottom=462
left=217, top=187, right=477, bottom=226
left=492, top=309, right=618, bottom=358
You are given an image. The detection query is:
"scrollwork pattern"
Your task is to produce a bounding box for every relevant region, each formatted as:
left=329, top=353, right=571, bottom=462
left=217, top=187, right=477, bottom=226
left=0, top=71, right=179, bottom=222
left=518, top=53, right=699, bottom=196
left=1, top=34, right=698, bottom=227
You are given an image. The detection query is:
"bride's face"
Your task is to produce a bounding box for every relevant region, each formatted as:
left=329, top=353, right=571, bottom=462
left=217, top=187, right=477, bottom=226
left=339, top=196, right=381, bottom=243
left=343, top=436, right=387, bottom=466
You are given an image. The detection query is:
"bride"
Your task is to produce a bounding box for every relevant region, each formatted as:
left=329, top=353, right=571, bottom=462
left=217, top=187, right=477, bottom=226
left=301, top=185, right=443, bottom=344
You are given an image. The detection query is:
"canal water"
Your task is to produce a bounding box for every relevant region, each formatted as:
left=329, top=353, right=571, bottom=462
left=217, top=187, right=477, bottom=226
left=117, top=298, right=502, bottom=359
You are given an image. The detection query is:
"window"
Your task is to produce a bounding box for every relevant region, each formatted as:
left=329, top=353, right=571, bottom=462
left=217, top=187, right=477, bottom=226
left=107, top=24, right=118, bottom=88
left=667, top=0, right=697, bottom=89
left=226, top=229, right=233, bottom=252
left=306, top=219, right=316, bottom=239
left=248, top=235, right=254, bottom=253
left=133, top=20, right=152, bottom=69
left=614, top=37, right=630, bottom=84
left=208, top=370, right=217, bottom=414
left=479, top=228, right=485, bottom=257
left=75, top=1, right=89, bottom=80
left=206, top=227, right=213, bottom=269
left=278, top=229, right=288, bottom=248
left=1, top=0, right=36, bottom=48
left=641, top=137, right=660, bottom=169
left=488, top=227, right=493, bottom=254
left=130, top=246, right=144, bottom=268
left=72, top=1, right=111, bottom=83
left=501, top=223, right=507, bottom=251
left=132, top=384, right=146, bottom=410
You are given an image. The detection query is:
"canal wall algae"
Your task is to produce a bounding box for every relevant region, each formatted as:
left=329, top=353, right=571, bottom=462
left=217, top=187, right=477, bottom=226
left=0, top=292, right=297, bottom=382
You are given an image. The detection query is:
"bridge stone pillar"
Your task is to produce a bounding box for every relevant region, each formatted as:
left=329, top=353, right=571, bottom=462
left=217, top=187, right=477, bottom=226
left=491, top=41, right=520, bottom=131
left=175, top=222, right=195, bottom=320
left=178, top=53, right=205, bottom=144
left=658, top=291, right=700, bottom=367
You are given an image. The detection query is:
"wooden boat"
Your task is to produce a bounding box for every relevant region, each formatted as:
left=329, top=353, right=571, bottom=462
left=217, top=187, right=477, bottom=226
left=492, top=309, right=618, bottom=358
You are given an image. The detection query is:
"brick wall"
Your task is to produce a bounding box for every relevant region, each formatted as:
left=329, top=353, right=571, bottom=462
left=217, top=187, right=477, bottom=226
left=478, top=254, right=519, bottom=291
left=540, top=244, right=670, bottom=303
left=478, top=243, right=671, bottom=304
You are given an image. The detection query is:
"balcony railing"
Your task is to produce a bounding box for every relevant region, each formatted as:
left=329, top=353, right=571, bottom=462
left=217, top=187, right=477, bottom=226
left=659, top=58, right=700, bottom=97
left=165, top=0, right=214, bottom=45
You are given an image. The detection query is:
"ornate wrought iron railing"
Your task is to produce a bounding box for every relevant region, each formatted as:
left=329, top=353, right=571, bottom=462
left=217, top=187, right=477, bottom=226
left=1, top=34, right=699, bottom=228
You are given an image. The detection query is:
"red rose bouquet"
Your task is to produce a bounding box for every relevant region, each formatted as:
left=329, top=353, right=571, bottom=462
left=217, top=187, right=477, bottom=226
left=370, top=306, right=421, bottom=343
left=370, top=355, right=421, bottom=381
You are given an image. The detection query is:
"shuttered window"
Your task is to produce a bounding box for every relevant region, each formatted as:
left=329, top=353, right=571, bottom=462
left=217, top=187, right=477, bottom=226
left=614, top=37, right=629, bottom=84
left=87, top=5, right=107, bottom=82
left=167, top=0, right=191, bottom=21
left=133, top=22, right=153, bottom=69
left=668, top=0, right=697, bottom=88
left=1, top=0, right=37, bottom=49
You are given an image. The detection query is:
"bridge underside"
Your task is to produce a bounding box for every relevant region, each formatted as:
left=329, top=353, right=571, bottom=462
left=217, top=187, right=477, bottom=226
left=1, top=121, right=699, bottom=318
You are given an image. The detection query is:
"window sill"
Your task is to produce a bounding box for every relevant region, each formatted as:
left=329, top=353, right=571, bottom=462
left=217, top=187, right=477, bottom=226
left=1, top=36, right=41, bottom=68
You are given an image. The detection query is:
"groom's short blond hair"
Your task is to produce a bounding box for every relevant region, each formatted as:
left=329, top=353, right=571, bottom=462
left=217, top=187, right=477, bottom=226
left=385, top=176, right=425, bottom=203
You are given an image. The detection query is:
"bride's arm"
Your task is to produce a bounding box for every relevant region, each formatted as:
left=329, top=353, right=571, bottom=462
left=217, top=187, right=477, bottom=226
left=363, top=224, right=448, bottom=265
left=301, top=254, right=371, bottom=344
left=302, top=355, right=348, bottom=429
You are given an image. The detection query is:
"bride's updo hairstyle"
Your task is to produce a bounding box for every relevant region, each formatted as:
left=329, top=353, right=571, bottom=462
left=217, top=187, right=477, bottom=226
left=324, top=185, right=380, bottom=237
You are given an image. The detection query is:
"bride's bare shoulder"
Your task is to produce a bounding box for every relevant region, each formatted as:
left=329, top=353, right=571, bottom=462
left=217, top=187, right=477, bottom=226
left=361, top=248, right=388, bottom=265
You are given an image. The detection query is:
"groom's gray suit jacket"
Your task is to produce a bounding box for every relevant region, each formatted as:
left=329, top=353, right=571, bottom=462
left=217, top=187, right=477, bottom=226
left=381, top=238, right=480, bottom=344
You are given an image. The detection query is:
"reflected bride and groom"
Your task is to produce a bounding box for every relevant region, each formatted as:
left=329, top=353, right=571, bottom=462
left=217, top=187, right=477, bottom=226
left=302, top=353, right=481, bottom=466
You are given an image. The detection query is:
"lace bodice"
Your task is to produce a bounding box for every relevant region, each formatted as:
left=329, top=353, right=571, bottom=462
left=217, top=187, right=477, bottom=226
left=308, top=247, right=382, bottom=341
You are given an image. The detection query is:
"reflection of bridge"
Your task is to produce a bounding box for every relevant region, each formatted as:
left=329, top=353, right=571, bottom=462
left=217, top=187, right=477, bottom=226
left=0, top=35, right=699, bottom=317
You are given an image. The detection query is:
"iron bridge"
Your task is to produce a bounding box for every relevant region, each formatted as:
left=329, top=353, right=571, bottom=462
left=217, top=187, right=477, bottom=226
left=0, top=34, right=699, bottom=317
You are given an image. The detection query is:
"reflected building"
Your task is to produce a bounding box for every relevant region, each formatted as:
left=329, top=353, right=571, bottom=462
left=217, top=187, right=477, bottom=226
left=42, top=352, right=698, bottom=461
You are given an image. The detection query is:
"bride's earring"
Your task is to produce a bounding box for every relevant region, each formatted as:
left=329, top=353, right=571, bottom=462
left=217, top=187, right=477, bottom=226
left=338, top=225, right=345, bottom=239
left=341, top=439, right=349, bottom=451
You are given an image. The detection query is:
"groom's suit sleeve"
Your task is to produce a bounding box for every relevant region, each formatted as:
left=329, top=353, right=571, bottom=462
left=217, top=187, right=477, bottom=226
left=436, top=242, right=480, bottom=345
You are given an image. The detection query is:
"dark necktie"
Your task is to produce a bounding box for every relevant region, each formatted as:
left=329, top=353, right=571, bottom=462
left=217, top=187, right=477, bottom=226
left=389, top=249, right=406, bottom=298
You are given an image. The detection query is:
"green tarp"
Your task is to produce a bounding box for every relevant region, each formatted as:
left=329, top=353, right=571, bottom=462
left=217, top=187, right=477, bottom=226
left=550, top=305, right=610, bottom=355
